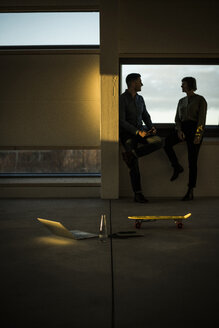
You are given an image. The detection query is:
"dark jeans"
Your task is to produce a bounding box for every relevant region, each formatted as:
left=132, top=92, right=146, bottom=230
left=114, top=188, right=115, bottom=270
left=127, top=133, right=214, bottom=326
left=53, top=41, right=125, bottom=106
left=164, top=121, right=202, bottom=188
left=121, top=135, right=162, bottom=193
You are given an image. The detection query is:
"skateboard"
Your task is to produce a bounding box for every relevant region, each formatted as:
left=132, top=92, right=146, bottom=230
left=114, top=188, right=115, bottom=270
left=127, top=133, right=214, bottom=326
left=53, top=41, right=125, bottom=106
left=128, top=213, right=191, bottom=229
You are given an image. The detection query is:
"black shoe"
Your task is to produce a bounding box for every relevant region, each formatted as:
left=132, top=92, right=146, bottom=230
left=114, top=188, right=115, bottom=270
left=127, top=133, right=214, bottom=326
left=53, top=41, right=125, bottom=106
left=122, top=151, right=136, bottom=169
left=182, top=188, right=194, bottom=201
left=134, top=193, right=148, bottom=203
left=170, top=165, right=184, bottom=181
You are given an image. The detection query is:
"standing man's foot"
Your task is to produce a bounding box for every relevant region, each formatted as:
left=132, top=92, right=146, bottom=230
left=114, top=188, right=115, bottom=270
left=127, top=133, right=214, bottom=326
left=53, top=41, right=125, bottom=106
left=134, top=193, right=148, bottom=203
left=182, top=188, right=194, bottom=201
left=170, top=165, right=184, bottom=181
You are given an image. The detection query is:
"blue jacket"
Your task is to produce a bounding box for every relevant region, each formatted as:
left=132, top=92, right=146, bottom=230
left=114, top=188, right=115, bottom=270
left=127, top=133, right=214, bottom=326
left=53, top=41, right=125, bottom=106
left=119, top=89, right=153, bottom=139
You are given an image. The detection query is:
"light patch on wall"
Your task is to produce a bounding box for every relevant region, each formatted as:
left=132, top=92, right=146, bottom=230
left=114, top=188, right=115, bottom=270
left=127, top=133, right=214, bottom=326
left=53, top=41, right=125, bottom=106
left=83, top=63, right=101, bottom=100
left=81, top=63, right=100, bottom=138
left=101, top=75, right=119, bottom=142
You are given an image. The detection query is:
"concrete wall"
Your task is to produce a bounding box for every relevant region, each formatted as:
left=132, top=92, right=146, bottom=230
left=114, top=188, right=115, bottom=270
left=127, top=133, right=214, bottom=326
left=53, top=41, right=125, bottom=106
left=0, top=54, right=100, bottom=148
left=0, top=0, right=99, bottom=9
left=119, top=0, right=219, bottom=54
left=118, top=0, right=219, bottom=198
left=119, top=139, right=219, bottom=197
left=0, top=0, right=218, bottom=198
left=100, top=0, right=119, bottom=198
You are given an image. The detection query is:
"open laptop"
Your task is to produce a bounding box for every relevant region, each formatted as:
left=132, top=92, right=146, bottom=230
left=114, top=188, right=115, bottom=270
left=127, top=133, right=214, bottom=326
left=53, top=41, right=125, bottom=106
left=37, top=218, right=98, bottom=240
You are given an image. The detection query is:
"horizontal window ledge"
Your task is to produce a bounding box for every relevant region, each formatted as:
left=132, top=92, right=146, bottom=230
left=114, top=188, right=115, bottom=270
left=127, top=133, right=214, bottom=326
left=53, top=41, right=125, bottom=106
left=202, top=137, right=219, bottom=145
left=0, top=146, right=101, bottom=150
left=0, top=46, right=100, bottom=56
left=0, top=177, right=101, bottom=187
left=118, top=137, right=219, bottom=146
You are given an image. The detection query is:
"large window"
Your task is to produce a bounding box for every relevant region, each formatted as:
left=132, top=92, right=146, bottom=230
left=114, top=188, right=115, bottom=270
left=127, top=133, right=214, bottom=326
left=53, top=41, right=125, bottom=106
left=0, top=12, right=99, bottom=47
left=0, top=150, right=101, bottom=176
left=0, top=11, right=100, bottom=177
left=121, top=62, right=219, bottom=126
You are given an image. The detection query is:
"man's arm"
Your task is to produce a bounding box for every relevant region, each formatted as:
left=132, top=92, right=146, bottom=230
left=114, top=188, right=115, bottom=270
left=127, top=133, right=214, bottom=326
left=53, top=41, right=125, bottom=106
left=194, top=97, right=207, bottom=144
left=141, top=97, right=158, bottom=136
left=141, top=97, right=153, bottom=130
left=119, top=95, right=139, bottom=135
left=175, top=100, right=185, bottom=141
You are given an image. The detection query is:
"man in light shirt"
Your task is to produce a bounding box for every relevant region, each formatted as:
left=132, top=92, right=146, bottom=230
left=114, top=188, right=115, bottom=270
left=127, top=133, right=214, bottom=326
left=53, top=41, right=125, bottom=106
left=164, top=76, right=207, bottom=201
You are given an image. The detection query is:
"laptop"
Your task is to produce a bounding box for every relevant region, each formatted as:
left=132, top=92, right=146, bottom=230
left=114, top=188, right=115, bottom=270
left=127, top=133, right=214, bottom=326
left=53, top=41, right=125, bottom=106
left=37, top=218, right=98, bottom=240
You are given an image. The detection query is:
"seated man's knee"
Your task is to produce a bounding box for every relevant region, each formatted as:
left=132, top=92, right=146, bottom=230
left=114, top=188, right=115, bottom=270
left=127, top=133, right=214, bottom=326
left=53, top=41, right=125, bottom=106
left=123, top=138, right=135, bottom=152
left=153, top=136, right=163, bottom=149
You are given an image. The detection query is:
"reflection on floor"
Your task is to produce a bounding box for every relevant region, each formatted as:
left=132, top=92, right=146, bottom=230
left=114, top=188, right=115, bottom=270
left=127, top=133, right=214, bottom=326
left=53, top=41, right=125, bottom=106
left=1, top=197, right=219, bottom=328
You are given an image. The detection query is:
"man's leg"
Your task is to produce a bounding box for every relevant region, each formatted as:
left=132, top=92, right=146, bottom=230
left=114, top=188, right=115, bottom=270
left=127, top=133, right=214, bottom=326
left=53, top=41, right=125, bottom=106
left=135, top=135, right=162, bottom=158
left=186, top=137, right=202, bottom=189
left=121, top=137, right=137, bottom=168
left=181, top=133, right=202, bottom=201
left=121, top=137, right=147, bottom=203
left=164, top=130, right=184, bottom=181
left=129, top=157, right=141, bottom=193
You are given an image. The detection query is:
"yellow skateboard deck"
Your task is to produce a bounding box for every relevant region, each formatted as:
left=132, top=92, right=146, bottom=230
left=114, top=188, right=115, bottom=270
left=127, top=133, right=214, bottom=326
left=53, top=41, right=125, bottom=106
left=128, top=213, right=191, bottom=229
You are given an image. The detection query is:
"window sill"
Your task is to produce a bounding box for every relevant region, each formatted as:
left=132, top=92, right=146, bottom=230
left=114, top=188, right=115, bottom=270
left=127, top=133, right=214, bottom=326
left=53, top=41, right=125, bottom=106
left=0, top=176, right=101, bottom=187
left=202, top=137, right=219, bottom=145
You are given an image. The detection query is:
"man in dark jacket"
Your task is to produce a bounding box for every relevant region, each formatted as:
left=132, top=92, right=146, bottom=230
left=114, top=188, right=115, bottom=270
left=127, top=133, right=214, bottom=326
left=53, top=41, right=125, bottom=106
left=120, top=73, right=162, bottom=203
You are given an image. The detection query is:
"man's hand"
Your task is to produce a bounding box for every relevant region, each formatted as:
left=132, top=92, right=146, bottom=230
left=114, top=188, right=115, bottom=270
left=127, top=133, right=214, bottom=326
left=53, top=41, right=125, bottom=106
left=177, top=130, right=185, bottom=141
left=138, top=126, right=157, bottom=138
left=151, top=126, right=157, bottom=135
left=138, top=131, right=147, bottom=138
left=194, top=135, right=201, bottom=144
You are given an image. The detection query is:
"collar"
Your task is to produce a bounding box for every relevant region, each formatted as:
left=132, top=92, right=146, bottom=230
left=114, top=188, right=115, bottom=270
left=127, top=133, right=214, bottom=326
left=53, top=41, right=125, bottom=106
left=125, top=89, right=139, bottom=99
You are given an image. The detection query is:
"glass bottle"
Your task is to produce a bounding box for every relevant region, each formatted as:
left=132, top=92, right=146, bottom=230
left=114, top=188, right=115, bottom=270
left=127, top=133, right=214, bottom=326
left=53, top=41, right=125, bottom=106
left=99, top=214, right=108, bottom=242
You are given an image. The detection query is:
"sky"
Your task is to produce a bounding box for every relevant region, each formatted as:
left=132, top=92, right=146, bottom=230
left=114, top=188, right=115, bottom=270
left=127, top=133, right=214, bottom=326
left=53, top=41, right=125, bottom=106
left=122, top=65, right=219, bottom=125
left=0, top=12, right=100, bottom=45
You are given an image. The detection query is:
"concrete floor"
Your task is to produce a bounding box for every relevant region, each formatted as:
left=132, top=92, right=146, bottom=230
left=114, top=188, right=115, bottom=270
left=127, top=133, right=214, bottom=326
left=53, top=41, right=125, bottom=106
left=1, top=197, right=219, bottom=328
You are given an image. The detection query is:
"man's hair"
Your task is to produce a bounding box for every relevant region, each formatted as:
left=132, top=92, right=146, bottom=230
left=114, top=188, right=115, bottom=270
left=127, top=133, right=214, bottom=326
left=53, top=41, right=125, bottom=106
left=182, top=77, right=197, bottom=91
left=126, top=73, right=141, bottom=87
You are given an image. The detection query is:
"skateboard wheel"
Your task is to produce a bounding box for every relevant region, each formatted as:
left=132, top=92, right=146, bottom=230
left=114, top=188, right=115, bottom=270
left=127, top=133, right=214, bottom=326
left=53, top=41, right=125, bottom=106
left=135, top=221, right=142, bottom=229
left=177, top=223, right=183, bottom=229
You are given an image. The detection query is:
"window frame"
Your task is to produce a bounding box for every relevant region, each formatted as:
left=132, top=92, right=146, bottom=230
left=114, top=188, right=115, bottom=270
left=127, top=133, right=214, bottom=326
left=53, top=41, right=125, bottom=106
left=119, top=57, right=219, bottom=137
left=0, top=9, right=100, bottom=50
left=0, top=8, right=101, bottom=178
